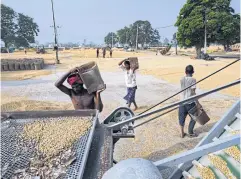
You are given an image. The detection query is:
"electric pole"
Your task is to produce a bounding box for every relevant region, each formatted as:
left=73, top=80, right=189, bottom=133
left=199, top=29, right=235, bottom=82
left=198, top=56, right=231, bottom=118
left=125, top=31, right=128, bottom=45
left=50, top=0, right=59, bottom=64
left=204, top=10, right=207, bottom=54
left=111, top=32, right=113, bottom=48
left=136, top=25, right=138, bottom=51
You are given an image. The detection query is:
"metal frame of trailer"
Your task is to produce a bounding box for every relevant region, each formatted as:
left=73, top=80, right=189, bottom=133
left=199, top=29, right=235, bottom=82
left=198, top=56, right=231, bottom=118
left=1, top=110, right=113, bottom=179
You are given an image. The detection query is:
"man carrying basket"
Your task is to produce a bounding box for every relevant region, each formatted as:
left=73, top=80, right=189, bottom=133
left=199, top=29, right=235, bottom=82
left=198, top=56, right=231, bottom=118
left=118, top=59, right=138, bottom=111
left=55, top=67, right=105, bottom=112
left=179, top=65, right=198, bottom=138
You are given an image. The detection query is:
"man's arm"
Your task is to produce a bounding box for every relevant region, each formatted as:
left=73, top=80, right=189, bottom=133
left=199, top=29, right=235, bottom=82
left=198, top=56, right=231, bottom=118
left=55, top=68, right=77, bottom=96
left=191, top=78, right=197, bottom=96
left=118, top=59, right=127, bottom=66
left=94, top=85, right=106, bottom=112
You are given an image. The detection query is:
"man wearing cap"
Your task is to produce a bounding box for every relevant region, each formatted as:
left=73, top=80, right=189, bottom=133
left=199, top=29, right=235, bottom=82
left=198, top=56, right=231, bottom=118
left=55, top=67, right=105, bottom=111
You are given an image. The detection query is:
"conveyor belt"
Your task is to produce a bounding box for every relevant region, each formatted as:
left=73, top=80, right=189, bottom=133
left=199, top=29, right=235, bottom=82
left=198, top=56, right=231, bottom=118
left=183, top=113, right=240, bottom=179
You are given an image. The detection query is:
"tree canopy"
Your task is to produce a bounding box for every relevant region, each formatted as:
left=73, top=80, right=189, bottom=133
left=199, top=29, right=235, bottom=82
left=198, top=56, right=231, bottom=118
left=1, top=4, right=39, bottom=48
left=104, top=32, right=118, bottom=47
left=175, top=0, right=240, bottom=58
left=104, top=20, right=160, bottom=48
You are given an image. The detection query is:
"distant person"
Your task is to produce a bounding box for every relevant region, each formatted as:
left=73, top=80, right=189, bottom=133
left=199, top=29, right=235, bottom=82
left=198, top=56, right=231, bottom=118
left=96, top=48, right=99, bottom=58
left=110, top=49, right=113, bottom=58
left=118, top=59, right=138, bottom=111
left=24, top=49, right=27, bottom=54
left=55, top=67, right=105, bottom=111
left=103, top=48, right=106, bottom=58
left=179, top=65, right=197, bottom=138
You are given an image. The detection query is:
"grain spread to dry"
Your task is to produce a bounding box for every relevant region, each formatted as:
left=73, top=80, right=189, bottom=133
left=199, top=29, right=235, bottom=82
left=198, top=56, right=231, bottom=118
left=12, top=116, right=92, bottom=178
left=196, top=166, right=215, bottom=179
left=23, top=116, right=92, bottom=158
left=208, top=154, right=236, bottom=179
left=224, top=146, right=241, bottom=163
left=230, top=130, right=240, bottom=135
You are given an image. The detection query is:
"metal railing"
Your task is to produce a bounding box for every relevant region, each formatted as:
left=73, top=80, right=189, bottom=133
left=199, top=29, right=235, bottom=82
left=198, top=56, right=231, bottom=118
left=107, top=79, right=240, bottom=129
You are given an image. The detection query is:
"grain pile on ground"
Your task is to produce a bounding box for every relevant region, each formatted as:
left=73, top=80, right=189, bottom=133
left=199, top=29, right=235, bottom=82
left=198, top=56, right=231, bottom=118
left=208, top=154, right=236, bottom=179
left=224, top=146, right=241, bottom=163
left=1, top=100, right=73, bottom=112
left=13, top=117, right=92, bottom=178
left=196, top=165, right=216, bottom=179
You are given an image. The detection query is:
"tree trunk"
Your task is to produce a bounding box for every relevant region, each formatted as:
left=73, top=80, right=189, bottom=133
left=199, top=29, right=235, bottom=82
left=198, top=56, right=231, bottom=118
left=195, top=45, right=202, bottom=59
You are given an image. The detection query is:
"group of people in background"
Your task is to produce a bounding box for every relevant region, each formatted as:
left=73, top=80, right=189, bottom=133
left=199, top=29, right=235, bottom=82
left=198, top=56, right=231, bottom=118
left=96, top=48, right=112, bottom=58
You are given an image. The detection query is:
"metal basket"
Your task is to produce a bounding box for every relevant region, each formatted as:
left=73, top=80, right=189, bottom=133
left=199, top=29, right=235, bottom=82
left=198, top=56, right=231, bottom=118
left=188, top=104, right=210, bottom=125
left=77, top=61, right=105, bottom=94
left=1, top=110, right=98, bottom=179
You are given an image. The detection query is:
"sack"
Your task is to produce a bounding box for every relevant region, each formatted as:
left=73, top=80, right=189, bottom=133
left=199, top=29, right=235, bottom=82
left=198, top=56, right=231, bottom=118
left=77, top=61, right=105, bottom=94
left=188, top=102, right=210, bottom=125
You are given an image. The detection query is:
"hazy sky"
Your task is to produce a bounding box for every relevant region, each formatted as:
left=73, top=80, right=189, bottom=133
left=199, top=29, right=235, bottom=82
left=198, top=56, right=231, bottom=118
left=2, top=0, right=240, bottom=44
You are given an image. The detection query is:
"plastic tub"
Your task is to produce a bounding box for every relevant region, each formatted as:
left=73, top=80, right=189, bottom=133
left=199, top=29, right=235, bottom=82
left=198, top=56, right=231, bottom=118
left=127, top=57, right=139, bottom=70
left=188, top=105, right=210, bottom=125
left=77, top=61, right=105, bottom=94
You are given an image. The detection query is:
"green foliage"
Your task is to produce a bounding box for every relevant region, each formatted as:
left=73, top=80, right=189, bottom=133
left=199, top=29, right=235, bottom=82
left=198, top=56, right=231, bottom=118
left=1, top=4, right=39, bottom=48
left=15, top=13, right=39, bottom=47
left=1, top=4, right=17, bottom=48
left=117, top=26, right=131, bottom=46
left=175, top=0, right=240, bottom=57
left=105, top=20, right=160, bottom=47
left=104, top=32, right=118, bottom=47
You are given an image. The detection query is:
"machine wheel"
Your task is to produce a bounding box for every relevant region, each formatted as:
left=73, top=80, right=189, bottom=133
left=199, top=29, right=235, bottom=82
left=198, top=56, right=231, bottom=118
left=113, top=109, right=133, bottom=122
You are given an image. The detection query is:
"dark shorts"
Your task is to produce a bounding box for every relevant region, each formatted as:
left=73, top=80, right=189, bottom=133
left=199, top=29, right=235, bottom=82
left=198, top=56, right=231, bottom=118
left=178, top=102, right=196, bottom=133
left=124, top=86, right=137, bottom=103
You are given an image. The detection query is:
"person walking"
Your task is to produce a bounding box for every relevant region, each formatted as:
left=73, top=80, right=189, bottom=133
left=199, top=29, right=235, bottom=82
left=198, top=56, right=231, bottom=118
left=96, top=48, right=99, bottom=58
left=178, top=65, right=198, bottom=138
left=110, top=49, right=113, bottom=58
left=118, top=59, right=138, bottom=111
left=103, top=48, right=106, bottom=58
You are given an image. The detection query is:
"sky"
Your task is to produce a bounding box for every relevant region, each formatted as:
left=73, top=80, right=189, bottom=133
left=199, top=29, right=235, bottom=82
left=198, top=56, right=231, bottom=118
left=2, top=0, right=240, bottom=45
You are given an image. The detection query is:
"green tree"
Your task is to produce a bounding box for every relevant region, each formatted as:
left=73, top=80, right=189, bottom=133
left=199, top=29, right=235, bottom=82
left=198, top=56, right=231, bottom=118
left=117, top=26, right=131, bottom=46
left=130, top=20, right=153, bottom=48
left=215, top=13, right=240, bottom=50
left=150, top=29, right=160, bottom=46
left=163, top=38, right=169, bottom=45
left=1, top=4, right=17, bottom=48
left=15, top=13, right=39, bottom=47
left=104, top=32, right=118, bottom=47
left=175, top=0, right=239, bottom=58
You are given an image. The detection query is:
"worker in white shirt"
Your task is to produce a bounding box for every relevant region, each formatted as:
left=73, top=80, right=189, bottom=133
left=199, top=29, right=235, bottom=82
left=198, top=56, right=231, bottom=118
left=118, top=59, right=138, bottom=111
left=179, top=65, right=197, bottom=138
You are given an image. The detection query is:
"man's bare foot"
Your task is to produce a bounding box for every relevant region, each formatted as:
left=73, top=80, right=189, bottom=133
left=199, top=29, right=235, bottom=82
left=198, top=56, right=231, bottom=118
left=133, top=107, right=138, bottom=111
left=181, top=133, right=186, bottom=138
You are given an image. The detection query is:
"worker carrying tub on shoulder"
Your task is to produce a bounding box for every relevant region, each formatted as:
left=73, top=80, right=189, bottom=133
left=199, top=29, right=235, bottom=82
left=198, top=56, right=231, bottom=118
left=118, top=57, right=139, bottom=111
left=55, top=61, right=106, bottom=112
